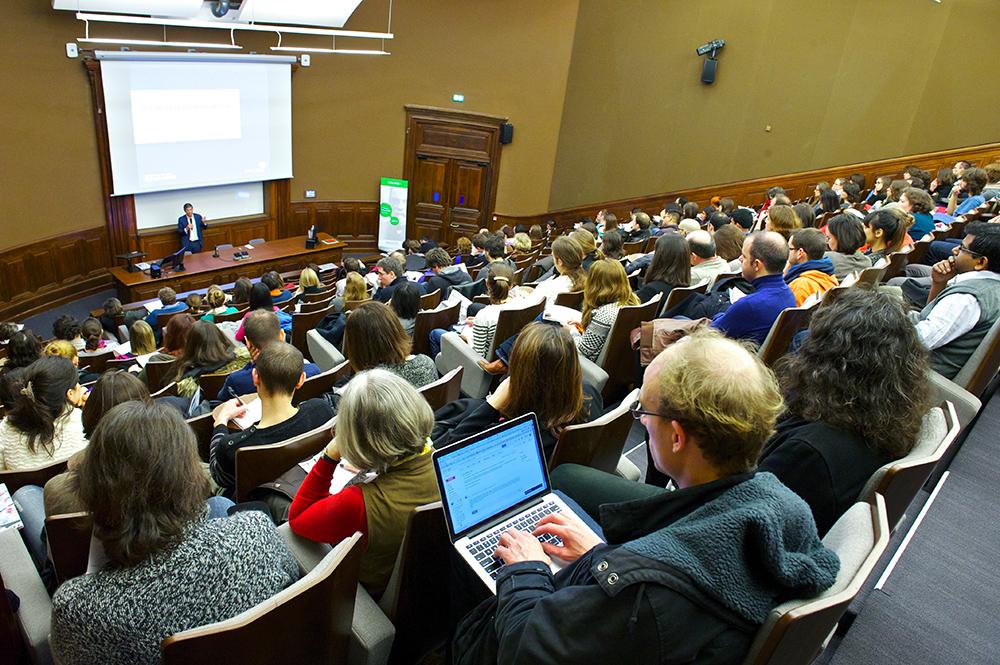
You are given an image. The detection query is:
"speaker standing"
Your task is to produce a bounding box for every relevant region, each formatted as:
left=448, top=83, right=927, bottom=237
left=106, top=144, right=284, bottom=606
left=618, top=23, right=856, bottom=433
left=177, top=203, right=208, bottom=253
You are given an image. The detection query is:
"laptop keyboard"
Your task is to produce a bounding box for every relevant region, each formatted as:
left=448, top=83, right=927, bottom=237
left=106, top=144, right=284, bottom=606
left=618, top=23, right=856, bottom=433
left=466, top=502, right=563, bottom=580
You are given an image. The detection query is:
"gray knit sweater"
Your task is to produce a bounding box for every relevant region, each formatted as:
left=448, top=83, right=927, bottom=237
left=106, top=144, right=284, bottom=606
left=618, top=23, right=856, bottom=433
left=51, top=511, right=300, bottom=665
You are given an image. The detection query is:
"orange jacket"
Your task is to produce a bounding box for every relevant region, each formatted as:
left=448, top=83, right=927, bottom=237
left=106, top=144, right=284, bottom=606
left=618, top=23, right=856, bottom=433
left=788, top=270, right=839, bottom=306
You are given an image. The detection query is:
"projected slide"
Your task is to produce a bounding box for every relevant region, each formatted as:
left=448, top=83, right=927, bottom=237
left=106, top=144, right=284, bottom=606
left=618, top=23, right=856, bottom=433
left=101, top=60, right=292, bottom=196
left=130, top=89, right=243, bottom=144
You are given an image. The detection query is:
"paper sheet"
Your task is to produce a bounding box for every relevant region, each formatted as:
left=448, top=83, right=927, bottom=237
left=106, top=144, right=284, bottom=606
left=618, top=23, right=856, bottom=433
left=0, top=484, right=23, bottom=533
left=729, top=287, right=747, bottom=304
left=299, top=453, right=377, bottom=495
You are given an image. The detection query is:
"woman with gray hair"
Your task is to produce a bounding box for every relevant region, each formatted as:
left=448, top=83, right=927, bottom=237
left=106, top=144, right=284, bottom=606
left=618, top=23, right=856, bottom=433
left=287, top=368, right=440, bottom=596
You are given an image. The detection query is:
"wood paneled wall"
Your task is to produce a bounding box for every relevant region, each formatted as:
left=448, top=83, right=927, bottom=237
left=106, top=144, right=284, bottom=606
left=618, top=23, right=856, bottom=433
left=288, top=200, right=380, bottom=256
left=494, top=142, right=1000, bottom=231
left=0, top=227, right=113, bottom=322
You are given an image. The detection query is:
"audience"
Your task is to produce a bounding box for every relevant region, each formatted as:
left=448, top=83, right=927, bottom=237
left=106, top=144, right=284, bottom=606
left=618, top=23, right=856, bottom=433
left=913, top=224, right=1000, bottom=379
left=687, top=230, right=728, bottom=286
left=530, top=236, right=586, bottom=306
left=456, top=330, right=837, bottom=663
left=475, top=233, right=517, bottom=281
left=390, top=281, right=422, bottom=336
left=218, top=310, right=320, bottom=400
left=711, top=231, right=796, bottom=344
left=946, top=167, right=987, bottom=216
left=863, top=209, right=908, bottom=264
left=200, top=285, right=238, bottom=322
left=0, top=356, right=87, bottom=471
left=185, top=293, right=203, bottom=312
left=825, top=214, right=872, bottom=279
left=295, top=267, right=323, bottom=295
left=512, top=232, right=532, bottom=254
left=144, top=287, right=188, bottom=328
left=575, top=259, right=639, bottom=362
left=80, top=317, right=106, bottom=352
left=235, top=282, right=292, bottom=343
left=136, top=313, right=194, bottom=387
left=423, top=247, right=471, bottom=300
left=900, top=187, right=936, bottom=240
left=761, top=288, right=930, bottom=535
left=344, top=302, right=437, bottom=388
left=336, top=271, right=370, bottom=310
left=288, top=369, right=439, bottom=596
left=600, top=229, right=626, bottom=260
left=764, top=204, right=801, bottom=240
left=43, top=340, right=98, bottom=385
left=171, top=320, right=251, bottom=398
left=231, top=277, right=254, bottom=305
left=713, top=223, right=745, bottom=266
left=124, top=320, right=157, bottom=361
left=784, top=228, right=839, bottom=305
left=865, top=175, right=890, bottom=207
left=334, top=257, right=365, bottom=297
left=435, top=323, right=603, bottom=459
left=97, top=298, right=123, bottom=336
left=211, top=342, right=334, bottom=508
left=570, top=228, right=602, bottom=270
left=50, top=401, right=298, bottom=665
left=636, top=234, right=690, bottom=303
left=373, top=256, right=407, bottom=303
left=793, top=202, right=817, bottom=229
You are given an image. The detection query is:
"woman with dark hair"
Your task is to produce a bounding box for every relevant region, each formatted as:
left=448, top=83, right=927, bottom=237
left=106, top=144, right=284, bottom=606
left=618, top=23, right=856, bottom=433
left=344, top=301, right=437, bottom=388
left=824, top=214, right=872, bottom=279
left=818, top=188, right=842, bottom=216
left=760, top=288, right=931, bottom=535
left=0, top=356, right=87, bottom=471
left=863, top=209, right=909, bottom=264
left=231, top=277, right=254, bottom=305
left=885, top=179, right=908, bottom=205
left=53, top=315, right=84, bottom=352
left=433, top=323, right=603, bottom=459
left=930, top=168, right=956, bottom=207
left=50, top=401, right=297, bottom=665
left=390, top=281, right=422, bottom=336
left=636, top=234, right=691, bottom=303
left=136, top=313, right=194, bottom=387
left=899, top=187, right=936, bottom=240
left=792, top=202, right=816, bottom=229
left=235, top=282, right=292, bottom=342
left=99, top=298, right=124, bottom=336
left=865, top=175, right=892, bottom=208
left=172, top=320, right=250, bottom=397
left=80, top=317, right=106, bottom=352
left=713, top=224, right=745, bottom=267
left=2, top=331, right=42, bottom=373
left=600, top=229, right=625, bottom=261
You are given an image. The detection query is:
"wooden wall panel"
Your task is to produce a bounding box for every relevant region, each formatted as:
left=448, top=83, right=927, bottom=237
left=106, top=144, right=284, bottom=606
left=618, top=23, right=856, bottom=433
left=0, top=227, right=113, bottom=323
left=495, top=142, right=1000, bottom=232
left=288, top=201, right=380, bottom=256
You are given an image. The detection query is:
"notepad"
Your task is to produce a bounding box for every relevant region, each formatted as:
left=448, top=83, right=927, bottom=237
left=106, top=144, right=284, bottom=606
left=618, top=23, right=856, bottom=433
left=233, top=398, right=263, bottom=429
left=0, top=484, right=23, bottom=533
left=299, top=453, right=377, bottom=495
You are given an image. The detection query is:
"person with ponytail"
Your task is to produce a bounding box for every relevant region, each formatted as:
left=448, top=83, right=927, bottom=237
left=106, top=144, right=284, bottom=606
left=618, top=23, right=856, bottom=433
left=863, top=209, right=909, bottom=264
left=528, top=236, right=587, bottom=306
left=0, top=356, right=87, bottom=471
left=79, top=318, right=107, bottom=352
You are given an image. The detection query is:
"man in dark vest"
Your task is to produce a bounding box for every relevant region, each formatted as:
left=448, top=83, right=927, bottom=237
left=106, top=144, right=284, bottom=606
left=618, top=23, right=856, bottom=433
left=914, top=223, right=1000, bottom=379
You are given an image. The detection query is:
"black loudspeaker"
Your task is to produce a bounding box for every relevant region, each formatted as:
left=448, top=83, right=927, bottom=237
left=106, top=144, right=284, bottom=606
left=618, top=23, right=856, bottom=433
left=149, top=263, right=162, bottom=278
left=500, top=123, right=514, bottom=144
left=701, top=58, right=718, bottom=85
left=305, top=238, right=317, bottom=249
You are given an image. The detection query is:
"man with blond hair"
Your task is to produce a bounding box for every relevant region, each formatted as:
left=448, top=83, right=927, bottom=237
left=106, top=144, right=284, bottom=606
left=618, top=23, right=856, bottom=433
left=453, top=330, right=839, bottom=664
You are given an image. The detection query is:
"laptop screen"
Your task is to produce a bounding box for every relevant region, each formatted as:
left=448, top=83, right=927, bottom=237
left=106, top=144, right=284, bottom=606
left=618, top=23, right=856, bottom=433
left=434, top=414, right=549, bottom=539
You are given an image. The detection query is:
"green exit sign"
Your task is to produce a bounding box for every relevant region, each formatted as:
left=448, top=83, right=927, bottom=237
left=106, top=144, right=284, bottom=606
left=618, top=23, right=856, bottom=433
left=452, top=93, right=465, bottom=103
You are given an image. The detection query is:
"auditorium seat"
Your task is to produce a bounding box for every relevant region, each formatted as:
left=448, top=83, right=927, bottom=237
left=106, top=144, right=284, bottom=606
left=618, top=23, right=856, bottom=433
left=418, top=288, right=441, bottom=310
left=44, top=511, right=93, bottom=586
left=0, top=529, right=53, bottom=665
left=302, top=287, right=336, bottom=304
left=197, top=372, right=231, bottom=401
left=593, top=293, right=661, bottom=401
left=78, top=347, right=116, bottom=374
left=622, top=239, right=646, bottom=255
left=233, top=418, right=335, bottom=502
left=549, top=388, right=639, bottom=475
left=150, top=380, right=179, bottom=398
left=293, top=361, right=352, bottom=405
left=757, top=302, right=818, bottom=368
left=927, top=370, right=981, bottom=429
left=306, top=329, right=347, bottom=372
left=290, top=307, right=330, bottom=360
left=0, top=459, right=68, bottom=494
left=856, top=265, right=886, bottom=286
left=553, top=289, right=584, bottom=310
left=297, top=296, right=335, bottom=314
left=213, top=308, right=247, bottom=324
left=660, top=282, right=708, bottom=317
left=946, top=317, right=1000, bottom=399
left=742, top=495, right=889, bottom=665
left=412, top=302, right=460, bottom=358
left=145, top=358, right=178, bottom=393
left=859, top=402, right=959, bottom=531
left=186, top=411, right=216, bottom=462
left=160, top=533, right=363, bottom=665
left=417, top=367, right=462, bottom=412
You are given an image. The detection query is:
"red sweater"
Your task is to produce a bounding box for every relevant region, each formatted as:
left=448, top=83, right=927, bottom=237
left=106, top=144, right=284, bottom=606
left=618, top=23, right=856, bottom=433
left=288, top=456, right=367, bottom=544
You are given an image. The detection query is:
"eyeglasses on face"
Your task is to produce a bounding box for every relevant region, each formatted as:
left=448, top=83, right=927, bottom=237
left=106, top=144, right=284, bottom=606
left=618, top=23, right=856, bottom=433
left=957, top=245, right=984, bottom=259
left=629, top=399, right=671, bottom=421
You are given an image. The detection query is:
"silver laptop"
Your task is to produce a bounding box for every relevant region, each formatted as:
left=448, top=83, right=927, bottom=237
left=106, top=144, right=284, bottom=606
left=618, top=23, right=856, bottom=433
left=432, top=413, right=601, bottom=593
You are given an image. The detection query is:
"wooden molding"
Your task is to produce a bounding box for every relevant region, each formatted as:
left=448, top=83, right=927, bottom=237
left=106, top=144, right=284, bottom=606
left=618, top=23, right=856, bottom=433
left=493, top=142, right=1000, bottom=230
left=288, top=200, right=380, bottom=255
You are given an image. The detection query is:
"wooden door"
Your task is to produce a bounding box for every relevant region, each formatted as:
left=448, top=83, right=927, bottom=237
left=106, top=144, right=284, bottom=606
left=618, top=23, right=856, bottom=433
left=403, top=106, right=507, bottom=247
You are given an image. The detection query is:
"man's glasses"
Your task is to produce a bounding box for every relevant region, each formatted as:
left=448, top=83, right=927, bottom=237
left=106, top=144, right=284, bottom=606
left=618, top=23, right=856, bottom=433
left=628, top=399, right=671, bottom=421
left=958, top=245, right=984, bottom=259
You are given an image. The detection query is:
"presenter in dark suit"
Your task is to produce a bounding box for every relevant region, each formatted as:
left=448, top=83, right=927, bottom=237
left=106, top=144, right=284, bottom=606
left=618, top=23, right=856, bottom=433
left=177, top=203, right=208, bottom=253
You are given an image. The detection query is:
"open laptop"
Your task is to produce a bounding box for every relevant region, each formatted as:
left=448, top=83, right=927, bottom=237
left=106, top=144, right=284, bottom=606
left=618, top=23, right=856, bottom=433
left=432, top=412, right=601, bottom=593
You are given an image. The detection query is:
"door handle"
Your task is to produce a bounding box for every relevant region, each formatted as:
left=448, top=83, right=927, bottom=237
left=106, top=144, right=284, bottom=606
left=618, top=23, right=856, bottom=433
left=450, top=223, right=461, bottom=228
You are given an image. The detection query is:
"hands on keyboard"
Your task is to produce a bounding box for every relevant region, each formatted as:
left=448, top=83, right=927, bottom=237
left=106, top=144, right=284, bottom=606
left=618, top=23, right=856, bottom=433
left=468, top=503, right=563, bottom=578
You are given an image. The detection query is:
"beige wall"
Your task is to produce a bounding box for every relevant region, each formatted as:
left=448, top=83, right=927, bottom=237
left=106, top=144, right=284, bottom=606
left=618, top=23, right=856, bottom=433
left=0, top=0, right=579, bottom=252
left=547, top=0, right=1000, bottom=210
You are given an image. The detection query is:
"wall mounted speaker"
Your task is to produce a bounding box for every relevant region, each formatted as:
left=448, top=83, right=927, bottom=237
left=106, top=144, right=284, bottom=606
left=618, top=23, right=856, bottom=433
left=500, top=123, right=514, bottom=144
left=701, top=58, right=718, bottom=85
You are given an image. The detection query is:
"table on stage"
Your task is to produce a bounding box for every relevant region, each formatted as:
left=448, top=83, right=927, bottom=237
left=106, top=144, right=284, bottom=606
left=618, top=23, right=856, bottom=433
left=109, top=233, right=346, bottom=303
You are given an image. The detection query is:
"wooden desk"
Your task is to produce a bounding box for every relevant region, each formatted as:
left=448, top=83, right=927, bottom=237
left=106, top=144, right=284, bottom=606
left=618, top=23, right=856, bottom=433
left=109, top=234, right=345, bottom=303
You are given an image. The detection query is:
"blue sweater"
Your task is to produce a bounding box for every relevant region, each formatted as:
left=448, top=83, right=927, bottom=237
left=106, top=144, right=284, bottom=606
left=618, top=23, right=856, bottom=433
left=711, top=273, right=796, bottom=345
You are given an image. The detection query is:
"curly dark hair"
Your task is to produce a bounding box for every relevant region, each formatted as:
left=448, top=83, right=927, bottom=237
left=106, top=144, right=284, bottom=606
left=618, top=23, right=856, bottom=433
left=774, top=287, right=930, bottom=459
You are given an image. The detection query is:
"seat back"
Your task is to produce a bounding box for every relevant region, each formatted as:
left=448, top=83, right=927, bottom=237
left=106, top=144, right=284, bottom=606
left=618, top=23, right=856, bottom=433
left=377, top=503, right=452, bottom=665
left=186, top=411, right=216, bottom=462
left=0, top=459, right=68, bottom=494
left=157, top=309, right=185, bottom=331
left=906, top=239, right=931, bottom=265
left=151, top=381, right=179, bottom=398
left=521, top=264, right=543, bottom=285
left=297, top=297, right=334, bottom=314
left=661, top=282, right=708, bottom=316
left=419, top=288, right=442, bottom=310
left=549, top=388, right=639, bottom=474
left=78, top=347, right=115, bottom=374
left=105, top=357, right=137, bottom=372
left=451, top=279, right=486, bottom=300
left=490, top=300, right=546, bottom=361
left=412, top=302, right=461, bottom=357
left=145, top=357, right=178, bottom=393
left=927, top=370, right=981, bottom=430
left=301, top=288, right=336, bottom=303
left=418, top=367, right=463, bottom=412
left=757, top=303, right=818, bottom=368
left=161, top=533, right=363, bottom=665
left=595, top=294, right=661, bottom=400
left=742, top=495, right=890, bottom=665
left=44, top=512, right=93, bottom=586
left=293, top=361, right=352, bottom=405
left=622, top=239, right=646, bottom=255
left=291, top=308, right=330, bottom=360
left=343, top=298, right=370, bottom=312
left=553, top=290, right=584, bottom=310
left=880, top=251, right=908, bottom=281
left=859, top=402, right=959, bottom=531
left=951, top=316, right=1000, bottom=398
left=197, top=372, right=231, bottom=401
left=234, top=419, right=335, bottom=502
left=214, top=308, right=247, bottom=324
left=856, top=265, right=885, bottom=286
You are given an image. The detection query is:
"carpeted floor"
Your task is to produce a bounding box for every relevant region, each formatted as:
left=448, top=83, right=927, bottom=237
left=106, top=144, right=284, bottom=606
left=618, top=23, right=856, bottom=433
left=19, top=289, right=119, bottom=340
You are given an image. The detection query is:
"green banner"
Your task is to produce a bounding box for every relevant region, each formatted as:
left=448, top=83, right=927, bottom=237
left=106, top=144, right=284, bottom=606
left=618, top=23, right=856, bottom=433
left=380, top=178, right=408, bottom=188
